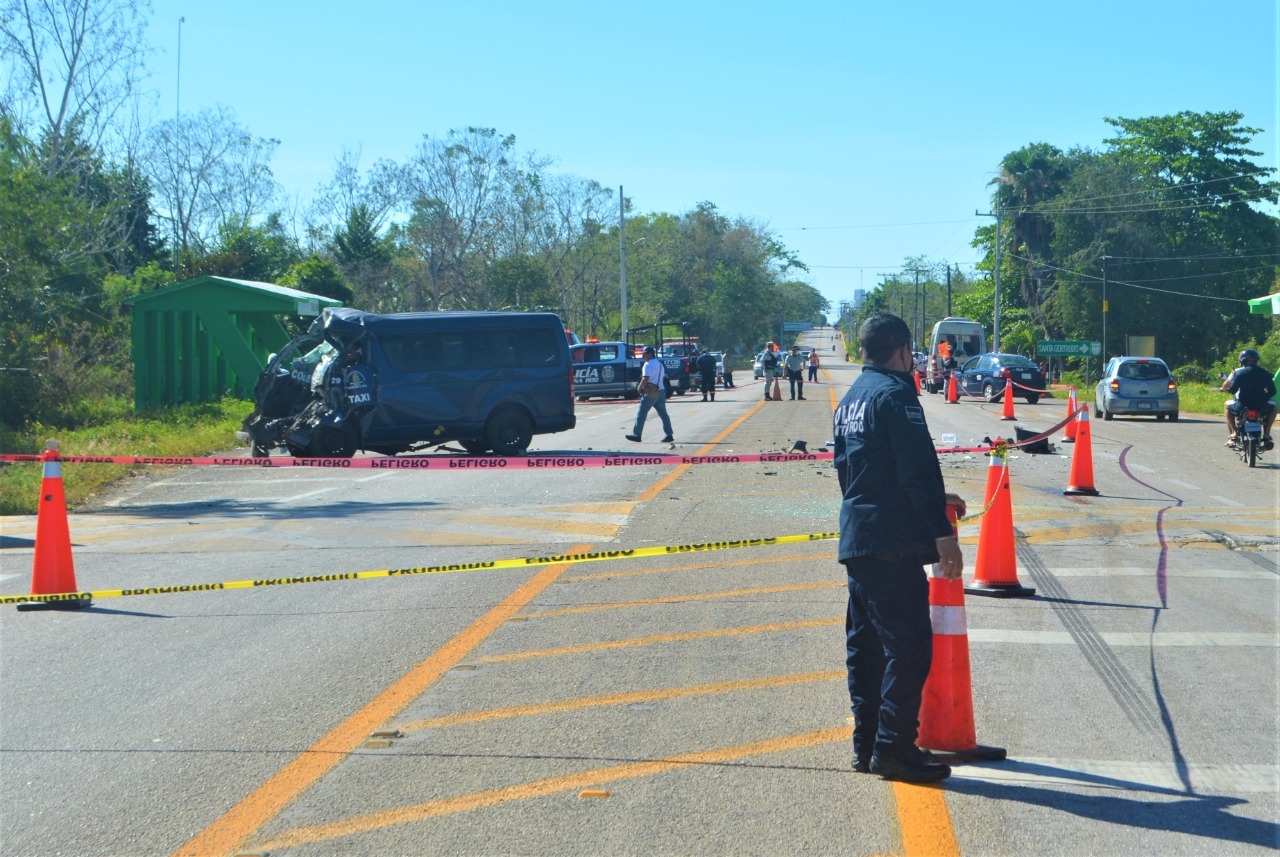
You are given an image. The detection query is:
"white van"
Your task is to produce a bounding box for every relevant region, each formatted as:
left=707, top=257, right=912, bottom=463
left=925, top=317, right=986, bottom=393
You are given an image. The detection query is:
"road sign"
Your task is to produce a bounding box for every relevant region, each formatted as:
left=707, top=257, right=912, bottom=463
left=781, top=322, right=812, bottom=332
left=1038, top=340, right=1101, bottom=357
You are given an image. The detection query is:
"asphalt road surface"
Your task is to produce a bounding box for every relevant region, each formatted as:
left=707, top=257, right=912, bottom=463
left=2, top=327, right=1277, bottom=856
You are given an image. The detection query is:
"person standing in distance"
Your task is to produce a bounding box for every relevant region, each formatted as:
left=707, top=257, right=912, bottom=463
left=626, top=346, right=674, bottom=444
left=785, top=345, right=807, bottom=400
left=807, top=347, right=821, bottom=383
left=833, top=313, right=966, bottom=783
left=696, top=348, right=719, bottom=401
left=761, top=344, right=780, bottom=400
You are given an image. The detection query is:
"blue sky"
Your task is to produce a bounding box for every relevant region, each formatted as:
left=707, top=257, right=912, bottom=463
left=143, top=0, right=1277, bottom=312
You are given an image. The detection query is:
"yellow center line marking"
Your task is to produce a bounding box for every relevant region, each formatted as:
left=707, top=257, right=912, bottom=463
left=478, top=617, right=841, bottom=663
left=250, top=728, right=852, bottom=852
left=395, top=670, right=843, bottom=733
left=638, top=398, right=766, bottom=502
left=172, top=544, right=595, bottom=857
left=894, top=781, right=961, bottom=857
left=523, top=580, right=842, bottom=618
left=567, top=551, right=840, bottom=581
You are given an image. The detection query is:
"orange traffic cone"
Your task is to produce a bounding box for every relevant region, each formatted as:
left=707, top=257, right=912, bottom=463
left=965, top=447, right=1035, bottom=598
left=1000, top=379, right=1017, bottom=420
left=17, top=442, right=91, bottom=611
left=945, top=373, right=959, bottom=404
left=1063, top=404, right=1100, bottom=496
left=771, top=376, right=781, bottom=401
left=1063, top=387, right=1079, bottom=443
left=913, top=370, right=922, bottom=395
left=919, top=506, right=1008, bottom=763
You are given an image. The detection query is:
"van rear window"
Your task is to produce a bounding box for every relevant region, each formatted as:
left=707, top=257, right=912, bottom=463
left=379, top=327, right=561, bottom=372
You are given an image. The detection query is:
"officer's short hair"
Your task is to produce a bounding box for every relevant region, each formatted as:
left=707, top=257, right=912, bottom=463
left=859, top=314, right=911, bottom=365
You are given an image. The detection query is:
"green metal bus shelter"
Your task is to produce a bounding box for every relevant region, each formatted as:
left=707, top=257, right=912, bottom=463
left=123, top=276, right=343, bottom=408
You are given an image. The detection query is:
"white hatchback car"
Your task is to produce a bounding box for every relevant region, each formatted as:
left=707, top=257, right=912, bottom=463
left=1095, top=356, right=1179, bottom=421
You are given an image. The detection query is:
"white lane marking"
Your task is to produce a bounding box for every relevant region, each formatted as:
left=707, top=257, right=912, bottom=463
left=969, top=630, right=1276, bottom=647
left=1128, top=464, right=1155, bottom=474
left=1209, top=495, right=1244, bottom=507
left=1165, top=478, right=1200, bottom=490
left=356, top=471, right=396, bottom=483
left=954, top=757, right=1278, bottom=795
left=0, top=574, right=22, bottom=583
left=1046, top=567, right=1277, bottom=580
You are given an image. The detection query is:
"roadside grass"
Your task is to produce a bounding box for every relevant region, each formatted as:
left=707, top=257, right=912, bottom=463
left=0, top=399, right=253, bottom=515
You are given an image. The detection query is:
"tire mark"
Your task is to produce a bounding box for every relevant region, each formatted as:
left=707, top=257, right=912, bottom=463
left=1013, top=529, right=1160, bottom=733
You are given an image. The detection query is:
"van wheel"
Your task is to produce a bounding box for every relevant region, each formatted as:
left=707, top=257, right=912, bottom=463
left=1024, top=394, right=1040, bottom=405
left=485, top=408, right=533, bottom=455
left=310, top=423, right=358, bottom=457
left=1169, top=411, right=1179, bottom=422
left=459, top=439, right=489, bottom=455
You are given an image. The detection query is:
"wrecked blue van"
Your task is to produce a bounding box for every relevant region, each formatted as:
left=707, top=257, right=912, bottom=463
left=239, top=308, right=576, bottom=457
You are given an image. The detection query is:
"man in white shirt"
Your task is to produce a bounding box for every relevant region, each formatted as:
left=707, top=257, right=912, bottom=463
left=626, top=346, right=674, bottom=443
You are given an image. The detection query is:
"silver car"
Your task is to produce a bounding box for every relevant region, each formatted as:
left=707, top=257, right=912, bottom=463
left=1095, top=356, right=1179, bottom=421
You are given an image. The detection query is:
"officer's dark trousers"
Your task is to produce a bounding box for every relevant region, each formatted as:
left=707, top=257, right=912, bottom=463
left=787, top=369, right=804, bottom=399
left=700, top=371, right=716, bottom=399
left=843, top=555, right=933, bottom=762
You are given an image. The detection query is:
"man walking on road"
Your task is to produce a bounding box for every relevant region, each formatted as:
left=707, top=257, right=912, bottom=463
left=833, top=313, right=966, bottom=783
left=626, top=346, right=674, bottom=444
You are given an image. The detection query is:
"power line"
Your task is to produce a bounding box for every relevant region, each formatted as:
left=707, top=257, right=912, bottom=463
left=1007, top=254, right=1249, bottom=303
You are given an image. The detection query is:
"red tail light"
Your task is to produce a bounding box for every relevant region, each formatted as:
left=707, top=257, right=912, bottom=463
left=1246, top=409, right=1260, bottom=421
left=1167, top=381, right=1177, bottom=392
left=1109, top=379, right=1120, bottom=392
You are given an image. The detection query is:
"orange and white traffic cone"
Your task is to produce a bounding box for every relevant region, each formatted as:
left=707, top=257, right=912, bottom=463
left=772, top=376, right=781, bottom=401
left=17, top=442, right=91, bottom=611
left=965, top=447, right=1035, bottom=598
left=919, top=506, right=1008, bottom=764
left=1000, top=380, right=1017, bottom=420
left=946, top=374, right=959, bottom=404
left=1063, top=387, right=1079, bottom=443
left=1063, top=404, right=1100, bottom=496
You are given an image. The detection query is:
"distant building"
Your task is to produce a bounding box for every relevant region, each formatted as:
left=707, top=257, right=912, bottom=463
left=852, top=289, right=868, bottom=309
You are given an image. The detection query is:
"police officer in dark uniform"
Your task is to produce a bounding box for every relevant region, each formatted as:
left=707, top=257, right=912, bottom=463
left=832, top=313, right=966, bottom=783
left=696, top=349, right=719, bottom=401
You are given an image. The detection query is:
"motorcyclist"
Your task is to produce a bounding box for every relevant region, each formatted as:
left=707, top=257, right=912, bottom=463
left=1221, top=348, right=1277, bottom=448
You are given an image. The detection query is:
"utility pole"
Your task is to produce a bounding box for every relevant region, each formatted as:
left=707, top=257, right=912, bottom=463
left=946, top=264, right=953, bottom=317
left=619, top=186, right=627, bottom=339
left=976, top=209, right=1005, bottom=351
left=1101, top=253, right=1108, bottom=359
left=912, top=269, right=921, bottom=349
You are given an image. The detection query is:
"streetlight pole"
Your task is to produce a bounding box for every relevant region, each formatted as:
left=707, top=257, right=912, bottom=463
left=174, top=16, right=184, bottom=273
left=619, top=185, right=628, bottom=340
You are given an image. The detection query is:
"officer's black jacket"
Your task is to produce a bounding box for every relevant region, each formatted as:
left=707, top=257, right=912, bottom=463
left=833, top=363, right=953, bottom=564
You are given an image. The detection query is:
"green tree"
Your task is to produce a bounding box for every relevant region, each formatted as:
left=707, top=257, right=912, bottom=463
left=278, top=256, right=354, bottom=306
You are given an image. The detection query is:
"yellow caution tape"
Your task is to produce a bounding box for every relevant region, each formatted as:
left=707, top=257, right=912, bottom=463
left=1, top=532, right=842, bottom=604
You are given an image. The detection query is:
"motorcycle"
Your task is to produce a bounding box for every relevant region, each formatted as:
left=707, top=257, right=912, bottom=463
left=1231, top=403, right=1274, bottom=468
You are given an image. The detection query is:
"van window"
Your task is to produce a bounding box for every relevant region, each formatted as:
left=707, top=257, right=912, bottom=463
left=377, top=327, right=561, bottom=373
